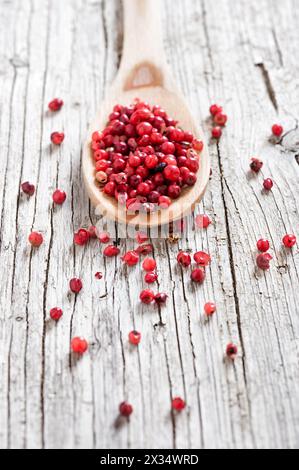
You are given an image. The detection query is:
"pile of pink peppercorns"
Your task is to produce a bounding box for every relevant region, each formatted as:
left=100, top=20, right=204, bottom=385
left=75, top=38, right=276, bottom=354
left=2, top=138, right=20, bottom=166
left=90, top=99, right=204, bottom=212
left=21, top=97, right=296, bottom=419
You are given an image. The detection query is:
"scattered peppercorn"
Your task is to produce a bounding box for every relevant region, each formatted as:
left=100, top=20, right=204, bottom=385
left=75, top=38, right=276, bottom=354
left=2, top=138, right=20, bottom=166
left=226, top=343, right=237, bottom=359
left=282, top=234, right=296, bottom=248
left=48, top=98, right=63, bottom=112
left=119, top=401, right=133, bottom=417
left=172, top=397, right=186, bottom=411
left=250, top=158, right=263, bottom=173
left=28, top=231, right=43, bottom=247
left=50, top=307, right=63, bottom=321
left=71, top=337, right=88, bottom=354
left=51, top=131, right=64, bottom=145
left=21, top=181, right=35, bottom=196
left=272, top=124, right=283, bottom=137
left=128, top=330, right=141, bottom=345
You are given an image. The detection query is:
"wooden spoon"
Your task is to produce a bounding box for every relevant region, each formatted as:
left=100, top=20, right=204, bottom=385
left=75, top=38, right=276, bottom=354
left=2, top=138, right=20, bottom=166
left=82, top=0, right=210, bottom=228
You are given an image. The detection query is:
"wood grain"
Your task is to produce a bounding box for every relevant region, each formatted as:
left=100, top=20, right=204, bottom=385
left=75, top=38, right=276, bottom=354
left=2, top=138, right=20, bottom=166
left=0, top=0, right=298, bottom=449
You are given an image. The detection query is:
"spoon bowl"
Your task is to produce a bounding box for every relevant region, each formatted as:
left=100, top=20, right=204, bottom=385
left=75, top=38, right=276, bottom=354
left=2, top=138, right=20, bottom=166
left=82, top=0, right=210, bottom=228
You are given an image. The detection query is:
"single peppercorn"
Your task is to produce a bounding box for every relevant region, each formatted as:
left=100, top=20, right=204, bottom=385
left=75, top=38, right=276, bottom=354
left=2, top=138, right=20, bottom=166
left=193, top=251, right=211, bottom=266
left=74, top=229, right=90, bottom=246
left=48, top=98, right=63, bottom=112
left=211, top=126, right=222, bottom=139
left=256, top=239, right=270, bottom=252
left=69, top=278, right=83, bottom=293
left=122, top=250, right=139, bottom=266
left=144, top=272, right=158, bottom=283
left=71, top=337, right=88, bottom=354
left=28, top=231, right=43, bottom=247
left=209, top=104, right=222, bottom=116
left=95, top=272, right=103, bottom=280
left=191, top=268, right=206, bottom=283
left=250, top=158, right=263, bottom=173
left=50, top=307, right=63, bottom=321
left=256, top=253, right=272, bottom=270
left=282, top=234, right=296, bottom=248
left=195, top=214, right=211, bottom=229
left=213, top=112, right=227, bottom=126
left=21, top=181, right=35, bottom=196
left=52, top=189, right=66, bottom=205
left=263, top=178, right=273, bottom=190
left=51, top=131, right=64, bottom=145
left=119, top=401, right=133, bottom=417
left=272, top=124, right=283, bottom=137
left=142, top=257, right=156, bottom=272
left=177, top=251, right=191, bottom=267
left=103, top=245, right=120, bottom=257
left=98, top=231, right=110, bottom=243
left=226, top=343, right=238, bottom=359
left=204, top=302, right=216, bottom=316
left=128, top=330, right=141, bottom=345
left=172, top=397, right=186, bottom=411
left=140, top=289, right=155, bottom=304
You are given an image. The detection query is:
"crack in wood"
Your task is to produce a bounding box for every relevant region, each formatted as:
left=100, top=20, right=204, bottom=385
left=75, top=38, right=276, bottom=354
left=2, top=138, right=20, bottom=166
left=255, top=62, right=278, bottom=111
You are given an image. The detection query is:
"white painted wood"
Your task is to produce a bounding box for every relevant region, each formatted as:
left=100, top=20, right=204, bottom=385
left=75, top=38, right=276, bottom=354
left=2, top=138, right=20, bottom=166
left=0, top=0, right=298, bottom=449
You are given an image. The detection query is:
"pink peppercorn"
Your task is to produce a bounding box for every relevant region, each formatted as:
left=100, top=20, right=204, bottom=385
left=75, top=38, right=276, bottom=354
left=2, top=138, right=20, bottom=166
left=95, top=272, right=103, bottom=279
left=263, top=178, right=273, bottom=190
left=272, top=124, right=283, bottom=137
left=50, top=307, right=63, bottom=321
left=122, top=250, right=139, bottom=266
left=213, top=112, right=227, bottom=126
left=144, top=272, right=158, bottom=283
left=250, top=158, right=263, bottom=173
left=98, top=231, right=110, bottom=243
left=119, top=401, right=133, bottom=417
left=51, top=132, right=64, bottom=145
left=88, top=225, right=98, bottom=238
left=256, top=239, right=270, bottom=252
left=282, top=234, right=296, bottom=248
left=74, top=229, right=90, bottom=246
left=142, top=257, right=156, bottom=272
left=209, top=104, right=222, bottom=116
left=191, top=268, right=206, bottom=283
left=172, top=397, right=186, bottom=411
left=140, top=289, right=155, bottom=304
left=48, top=98, right=63, bottom=112
left=103, top=245, right=120, bottom=257
left=193, top=251, right=211, bottom=266
left=69, top=278, right=83, bottom=293
left=128, top=330, right=141, bottom=345
left=28, top=231, right=43, bottom=247
left=204, top=302, right=216, bottom=316
left=21, top=181, right=35, bottom=196
left=195, top=214, right=211, bottom=229
left=71, top=337, right=88, bottom=354
left=256, top=253, right=272, bottom=270
left=226, top=343, right=237, bottom=359
left=177, top=251, right=191, bottom=267
left=52, top=189, right=66, bottom=204
left=211, top=126, right=222, bottom=139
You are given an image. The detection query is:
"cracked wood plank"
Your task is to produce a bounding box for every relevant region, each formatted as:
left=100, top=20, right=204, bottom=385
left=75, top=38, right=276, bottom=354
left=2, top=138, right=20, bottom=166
left=0, top=0, right=298, bottom=449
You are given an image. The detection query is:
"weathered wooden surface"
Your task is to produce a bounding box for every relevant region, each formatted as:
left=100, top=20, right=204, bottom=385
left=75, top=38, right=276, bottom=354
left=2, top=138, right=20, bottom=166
left=0, top=0, right=299, bottom=449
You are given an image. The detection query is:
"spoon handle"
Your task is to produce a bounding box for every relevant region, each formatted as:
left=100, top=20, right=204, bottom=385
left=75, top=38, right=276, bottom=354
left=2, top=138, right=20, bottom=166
left=117, top=0, right=166, bottom=88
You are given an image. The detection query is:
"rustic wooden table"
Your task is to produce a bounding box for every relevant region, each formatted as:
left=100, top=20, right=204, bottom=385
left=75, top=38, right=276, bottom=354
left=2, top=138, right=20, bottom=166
left=0, top=0, right=298, bottom=450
